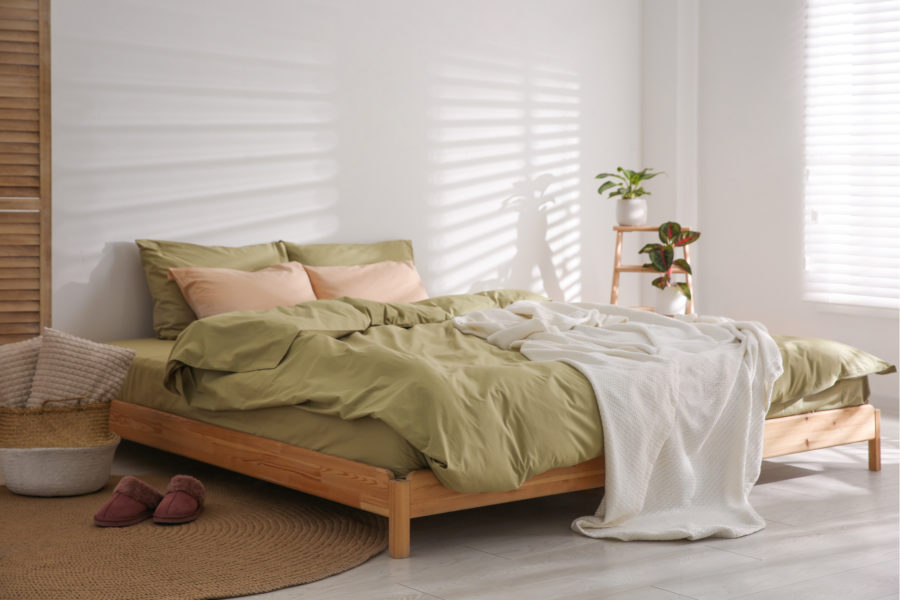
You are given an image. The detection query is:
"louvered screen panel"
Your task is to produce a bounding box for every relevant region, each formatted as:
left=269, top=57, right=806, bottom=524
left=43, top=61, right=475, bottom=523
left=0, top=0, right=49, bottom=345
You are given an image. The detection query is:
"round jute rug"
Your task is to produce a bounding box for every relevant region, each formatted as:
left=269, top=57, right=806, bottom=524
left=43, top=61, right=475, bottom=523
left=0, top=471, right=387, bottom=600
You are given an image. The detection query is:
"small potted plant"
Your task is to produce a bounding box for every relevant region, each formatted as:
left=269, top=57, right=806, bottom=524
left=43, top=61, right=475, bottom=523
left=596, top=167, right=664, bottom=226
left=639, top=221, right=700, bottom=315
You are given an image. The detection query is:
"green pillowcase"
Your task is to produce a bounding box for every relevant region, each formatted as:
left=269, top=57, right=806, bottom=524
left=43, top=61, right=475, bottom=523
left=772, top=335, right=896, bottom=402
left=281, top=239, right=414, bottom=266
left=136, top=239, right=288, bottom=340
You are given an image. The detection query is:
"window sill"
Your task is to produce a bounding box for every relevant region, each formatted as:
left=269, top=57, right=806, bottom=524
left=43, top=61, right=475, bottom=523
left=803, top=299, right=899, bottom=320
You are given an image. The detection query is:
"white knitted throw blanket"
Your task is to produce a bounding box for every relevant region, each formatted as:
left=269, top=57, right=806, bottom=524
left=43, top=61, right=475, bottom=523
left=453, top=301, right=783, bottom=540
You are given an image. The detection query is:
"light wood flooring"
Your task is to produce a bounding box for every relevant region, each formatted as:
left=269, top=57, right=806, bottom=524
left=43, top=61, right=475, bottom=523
left=108, top=403, right=900, bottom=600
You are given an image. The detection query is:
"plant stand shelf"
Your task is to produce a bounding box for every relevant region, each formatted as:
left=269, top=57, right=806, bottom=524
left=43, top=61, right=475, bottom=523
left=610, top=225, right=694, bottom=314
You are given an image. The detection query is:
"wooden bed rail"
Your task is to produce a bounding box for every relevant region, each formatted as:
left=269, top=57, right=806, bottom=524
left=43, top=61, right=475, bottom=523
left=109, top=400, right=881, bottom=559
left=761, top=403, right=881, bottom=470
left=108, top=400, right=396, bottom=518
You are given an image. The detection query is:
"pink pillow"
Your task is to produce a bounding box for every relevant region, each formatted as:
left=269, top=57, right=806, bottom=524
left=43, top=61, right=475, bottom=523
left=167, top=262, right=317, bottom=319
left=305, top=260, right=428, bottom=302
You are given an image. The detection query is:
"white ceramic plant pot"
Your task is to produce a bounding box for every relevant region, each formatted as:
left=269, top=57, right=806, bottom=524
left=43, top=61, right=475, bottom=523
left=654, top=286, right=687, bottom=316
left=615, top=198, right=647, bottom=226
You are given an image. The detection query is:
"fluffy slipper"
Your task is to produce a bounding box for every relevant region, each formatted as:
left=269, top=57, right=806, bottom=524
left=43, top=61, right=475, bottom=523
left=94, top=476, right=164, bottom=527
left=153, top=474, right=205, bottom=525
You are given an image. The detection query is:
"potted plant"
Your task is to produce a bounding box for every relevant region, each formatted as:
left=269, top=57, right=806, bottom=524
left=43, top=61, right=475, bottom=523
left=595, top=167, right=664, bottom=226
left=639, top=221, right=700, bottom=315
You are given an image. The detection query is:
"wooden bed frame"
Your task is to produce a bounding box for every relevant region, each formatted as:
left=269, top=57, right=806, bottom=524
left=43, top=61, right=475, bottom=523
left=109, top=399, right=882, bottom=559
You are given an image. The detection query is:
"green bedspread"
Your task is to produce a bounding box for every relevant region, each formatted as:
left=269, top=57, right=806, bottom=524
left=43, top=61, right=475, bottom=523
left=165, top=290, right=601, bottom=493
left=164, top=291, right=895, bottom=494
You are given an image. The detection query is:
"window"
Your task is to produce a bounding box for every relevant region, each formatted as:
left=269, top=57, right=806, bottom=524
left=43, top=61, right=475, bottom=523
left=804, top=0, right=900, bottom=310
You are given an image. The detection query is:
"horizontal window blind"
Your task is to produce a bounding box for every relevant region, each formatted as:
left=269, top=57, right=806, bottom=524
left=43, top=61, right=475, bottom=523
left=804, top=0, right=900, bottom=310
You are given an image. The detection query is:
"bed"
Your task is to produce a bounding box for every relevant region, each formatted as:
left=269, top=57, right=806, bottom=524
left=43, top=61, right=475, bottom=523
left=108, top=313, right=891, bottom=558
left=105, top=238, right=893, bottom=558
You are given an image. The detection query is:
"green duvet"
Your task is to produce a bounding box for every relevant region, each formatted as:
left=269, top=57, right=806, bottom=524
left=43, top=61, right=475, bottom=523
left=165, top=291, right=601, bottom=493
left=164, top=291, right=895, bottom=494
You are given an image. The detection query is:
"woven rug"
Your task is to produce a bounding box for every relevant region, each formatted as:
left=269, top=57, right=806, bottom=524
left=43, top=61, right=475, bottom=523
left=0, top=471, right=387, bottom=600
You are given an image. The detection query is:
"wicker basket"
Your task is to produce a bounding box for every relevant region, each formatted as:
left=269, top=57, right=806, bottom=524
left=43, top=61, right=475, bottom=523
left=0, top=396, right=111, bottom=449
left=0, top=434, right=120, bottom=496
left=0, top=397, right=118, bottom=496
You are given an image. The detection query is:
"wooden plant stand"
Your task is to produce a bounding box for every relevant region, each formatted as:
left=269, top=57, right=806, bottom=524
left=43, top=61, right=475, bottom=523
left=610, top=225, right=694, bottom=314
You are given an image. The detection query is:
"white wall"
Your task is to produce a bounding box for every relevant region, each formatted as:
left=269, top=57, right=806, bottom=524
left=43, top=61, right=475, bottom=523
left=695, top=0, right=898, bottom=400
left=52, top=0, right=643, bottom=340
left=53, top=1, right=895, bottom=400
left=640, top=0, right=699, bottom=307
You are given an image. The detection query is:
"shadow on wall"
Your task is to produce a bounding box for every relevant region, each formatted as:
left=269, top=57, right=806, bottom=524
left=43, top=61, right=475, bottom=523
left=53, top=1, right=342, bottom=337
left=425, top=49, right=583, bottom=301
left=54, top=0, right=341, bottom=242
left=469, top=173, right=563, bottom=298
left=53, top=2, right=599, bottom=338
left=54, top=242, right=153, bottom=341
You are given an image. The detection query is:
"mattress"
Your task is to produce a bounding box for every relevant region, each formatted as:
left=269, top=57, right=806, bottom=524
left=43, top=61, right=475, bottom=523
left=113, top=338, right=427, bottom=477
left=112, top=336, right=870, bottom=478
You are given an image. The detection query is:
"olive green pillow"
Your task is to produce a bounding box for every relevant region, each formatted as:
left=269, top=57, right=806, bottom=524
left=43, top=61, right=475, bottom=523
left=280, top=239, right=414, bottom=266
left=772, top=335, right=896, bottom=403
left=136, top=239, right=288, bottom=339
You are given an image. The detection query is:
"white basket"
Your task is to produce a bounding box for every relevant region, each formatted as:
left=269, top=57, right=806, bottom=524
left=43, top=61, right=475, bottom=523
left=0, top=434, right=120, bottom=497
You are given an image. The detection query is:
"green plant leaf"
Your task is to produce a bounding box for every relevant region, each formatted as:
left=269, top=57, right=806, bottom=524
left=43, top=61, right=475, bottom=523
left=608, top=189, right=622, bottom=198
left=673, top=258, right=692, bottom=274
left=647, top=247, right=666, bottom=271
left=674, top=231, right=700, bottom=246
left=661, top=246, right=674, bottom=269
left=658, top=221, right=681, bottom=244
left=642, top=262, right=655, bottom=269
left=639, top=243, right=659, bottom=254
left=675, top=282, right=692, bottom=300
left=597, top=181, right=616, bottom=195
left=647, top=246, right=673, bottom=272
left=651, top=276, right=668, bottom=290
left=595, top=172, right=617, bottom=179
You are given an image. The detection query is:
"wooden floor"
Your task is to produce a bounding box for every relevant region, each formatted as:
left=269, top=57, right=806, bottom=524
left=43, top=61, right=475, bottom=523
left=107, top=407, right=900, bottom=600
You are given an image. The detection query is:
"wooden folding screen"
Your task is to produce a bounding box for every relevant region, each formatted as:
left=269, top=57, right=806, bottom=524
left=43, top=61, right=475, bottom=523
left=0, top=0, right=50, bottom=344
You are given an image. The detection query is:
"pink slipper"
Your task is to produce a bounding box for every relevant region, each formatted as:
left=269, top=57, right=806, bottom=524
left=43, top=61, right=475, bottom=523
left=153, top=475, right=205, bottom=524
left=94, top=476, right=163, bottom=527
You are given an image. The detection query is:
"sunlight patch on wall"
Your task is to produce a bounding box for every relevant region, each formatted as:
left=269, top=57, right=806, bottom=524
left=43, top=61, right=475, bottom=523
left=52, top=0, right=341, bottom=338
left=427, top=51, right=583, bottom=300
left=54, top=0, right=340, bottom=253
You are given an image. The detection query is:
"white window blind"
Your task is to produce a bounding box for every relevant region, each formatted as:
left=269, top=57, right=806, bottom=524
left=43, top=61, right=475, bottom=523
left=804, top=0, right=900, bottom=310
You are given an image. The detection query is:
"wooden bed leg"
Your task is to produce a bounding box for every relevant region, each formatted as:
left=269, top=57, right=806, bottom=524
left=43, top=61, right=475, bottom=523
left=869, top=408, right=881, bottom=472
left=388, top=479, right=411, bottom=558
